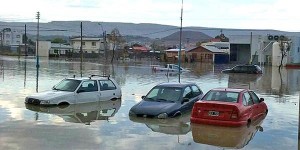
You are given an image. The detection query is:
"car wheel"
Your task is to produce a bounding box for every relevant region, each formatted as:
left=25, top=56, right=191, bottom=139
left=58, top=102, right=70, bottom=108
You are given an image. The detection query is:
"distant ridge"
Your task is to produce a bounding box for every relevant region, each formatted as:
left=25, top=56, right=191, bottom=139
left=162, top=31, right=212, bottom=45
left=0, top=21, right=299, bottom=41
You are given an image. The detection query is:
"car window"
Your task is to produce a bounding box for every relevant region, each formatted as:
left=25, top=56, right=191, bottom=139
left=150, top=87, right=182, bottom=102
left=99, top=80, right=116, bottom=91
left=183, top=87, right=193, bottom=99
left=191, top=85, right=202, bottom=97
left=243, top=92, right=253, bottom=106
left=249, top=91, right=260, bottom=104
left=78, top=80, right=98, bottom=92
left=54, top=79, right=81, bottom=92
left=202, top=91, right=238, bottom=103
left=146, top=88, right=159, bottom=99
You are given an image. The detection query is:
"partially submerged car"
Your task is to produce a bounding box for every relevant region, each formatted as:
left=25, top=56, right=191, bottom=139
left=129, top=82, right=203, bottom=119
left=25, top=75, right=122, bottom=106
left=222, top=64, right=262, bottom=74
left=190, top=88, right=268, bottom=127
left=26, top=99, right=121, bottom=125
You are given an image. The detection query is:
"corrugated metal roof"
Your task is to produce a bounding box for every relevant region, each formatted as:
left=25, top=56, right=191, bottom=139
left=202, top=46, right=225, bottom=53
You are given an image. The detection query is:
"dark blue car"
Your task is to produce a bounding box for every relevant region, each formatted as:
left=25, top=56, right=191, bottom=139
left=129, top=83, right=203, bottom=119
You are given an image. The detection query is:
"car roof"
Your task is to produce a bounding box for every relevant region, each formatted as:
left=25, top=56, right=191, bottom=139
left=157, top=82, right=197, bottom=88
left=65, top=75, right=112, bottom=81
left=210, top=88, right=248, bottom=93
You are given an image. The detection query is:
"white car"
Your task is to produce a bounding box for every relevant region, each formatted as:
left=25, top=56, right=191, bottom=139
left=25, top=75, right=122, bottom=106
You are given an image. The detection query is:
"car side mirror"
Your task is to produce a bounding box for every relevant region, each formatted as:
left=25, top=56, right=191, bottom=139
left=141, top=96, right=146, bottom=99
left=182, top=98, right=189, bottom=104
left=259, top=98, right=264, bottom=102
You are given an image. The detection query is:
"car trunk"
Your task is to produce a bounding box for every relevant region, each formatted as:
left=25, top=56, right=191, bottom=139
left=192, top=101, right=240, bottom=121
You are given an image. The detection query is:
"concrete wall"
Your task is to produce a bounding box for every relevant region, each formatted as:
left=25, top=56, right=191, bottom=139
left=37, top=41, right=51, bottom=57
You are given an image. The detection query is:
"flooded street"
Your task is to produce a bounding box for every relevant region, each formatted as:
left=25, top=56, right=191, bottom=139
left=0, top=55, right=299, bottom=150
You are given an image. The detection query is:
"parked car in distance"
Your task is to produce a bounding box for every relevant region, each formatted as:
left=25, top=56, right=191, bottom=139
left=222, top=64, right=262, bottom=74
left=190, top=88, right=268, bottom=127
left=129, top=82, right=203, bottom=119
left=25, top=75, right=122, bottom=106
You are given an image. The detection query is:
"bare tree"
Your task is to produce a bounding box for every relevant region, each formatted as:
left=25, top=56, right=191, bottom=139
left=108, top=28, right=124, bottom=63
left=278, top=37, right=291, bottom=69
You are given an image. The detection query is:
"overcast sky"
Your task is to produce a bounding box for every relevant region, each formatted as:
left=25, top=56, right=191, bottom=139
left=0, top=0, right=299, bottom=31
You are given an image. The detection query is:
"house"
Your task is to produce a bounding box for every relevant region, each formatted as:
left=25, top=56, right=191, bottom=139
left=0, top=28, right=23, bottom=54
left=0, top=28, right=22, bottom=46
left=70, top=37, right=105, bottom=53
left=36, top=41, right=72, bottom=57
left=186, top=46, right=229, bottom=63
left=49, top=43, right=72, bottom=56
left=164, top=48, right=185, bottom=62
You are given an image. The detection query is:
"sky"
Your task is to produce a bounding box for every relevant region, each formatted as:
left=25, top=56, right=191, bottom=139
left=0, top=0, right=300, bottom=32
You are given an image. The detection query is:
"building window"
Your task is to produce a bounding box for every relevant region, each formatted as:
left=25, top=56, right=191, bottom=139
left=16, top=35, right=20, bottom=38
left=92, top=42, right=96, bottom=46
left=16, top=41, right=20, bottom=44
left=6, top=34, right=10, bottom=38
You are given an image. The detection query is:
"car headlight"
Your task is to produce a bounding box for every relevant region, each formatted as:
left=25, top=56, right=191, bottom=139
left=40, top=100, right=50, bottom=105
left=157, top=113, right=168, bottom=119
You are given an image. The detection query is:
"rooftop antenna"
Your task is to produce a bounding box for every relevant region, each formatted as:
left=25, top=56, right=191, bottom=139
left=178, top=0, right=183, bottom=83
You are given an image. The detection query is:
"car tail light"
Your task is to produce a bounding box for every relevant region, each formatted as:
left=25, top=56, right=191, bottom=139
left=231, top=110, right=239, bottom=119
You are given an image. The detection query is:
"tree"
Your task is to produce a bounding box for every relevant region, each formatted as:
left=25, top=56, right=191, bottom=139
left=215, top=34, right=229, bottom=42
left=278, top=37, right=291, bottom=69
left=108, top=28, right=124, bottom=63
left=51, top=38, right=66, bottom=43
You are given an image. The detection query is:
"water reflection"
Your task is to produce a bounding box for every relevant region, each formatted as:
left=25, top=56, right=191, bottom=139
left=25, top=99, right=121, bottom=125
left=227, top=73, right=262, bottom=89
left=0, top=56, right=299, bottom=149
left=129, top=112, right=191, bottom=135
left=191, top=114, right=266, bottom=149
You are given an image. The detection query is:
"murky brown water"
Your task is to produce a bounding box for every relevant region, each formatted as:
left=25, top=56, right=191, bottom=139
left=0, top=56, right=299, bottom=150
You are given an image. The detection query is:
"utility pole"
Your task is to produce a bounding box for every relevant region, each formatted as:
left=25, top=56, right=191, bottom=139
left=36, top=12, right=40, bottom=68
left=80, top=22, right=83, bottom=77
left=25, top=24, right=27, bottom=56
left=178, top=0, right=183, bottom=83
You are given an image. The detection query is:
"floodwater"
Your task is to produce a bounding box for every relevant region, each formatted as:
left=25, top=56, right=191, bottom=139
left=0, top=55, right=299, bottom=150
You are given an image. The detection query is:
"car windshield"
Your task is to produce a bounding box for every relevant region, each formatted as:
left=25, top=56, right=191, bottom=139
left=202, top=91, right=239, bottom=103
left=145, top=86, right=182, bottom=102
left=53, top=79, right=81, bottom=92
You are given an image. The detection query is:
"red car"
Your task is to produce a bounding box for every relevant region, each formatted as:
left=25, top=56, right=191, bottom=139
left=190, top=88, right=268, bottom=127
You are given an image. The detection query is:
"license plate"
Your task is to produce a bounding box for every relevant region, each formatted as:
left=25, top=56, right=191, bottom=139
left=208, top=111, right=219, bottom=116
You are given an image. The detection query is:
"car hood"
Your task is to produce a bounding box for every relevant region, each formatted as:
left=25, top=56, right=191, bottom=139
left=130, top=100, right=180, bottom=116
left=26, top=90, right=73, bottom=100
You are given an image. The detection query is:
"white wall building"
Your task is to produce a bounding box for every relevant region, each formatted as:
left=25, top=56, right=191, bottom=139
left=228, top=34, right=300, bottom=66
left=1, top=28, right=23, bottom=46
left=70, top=37, right=106, bottom=53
